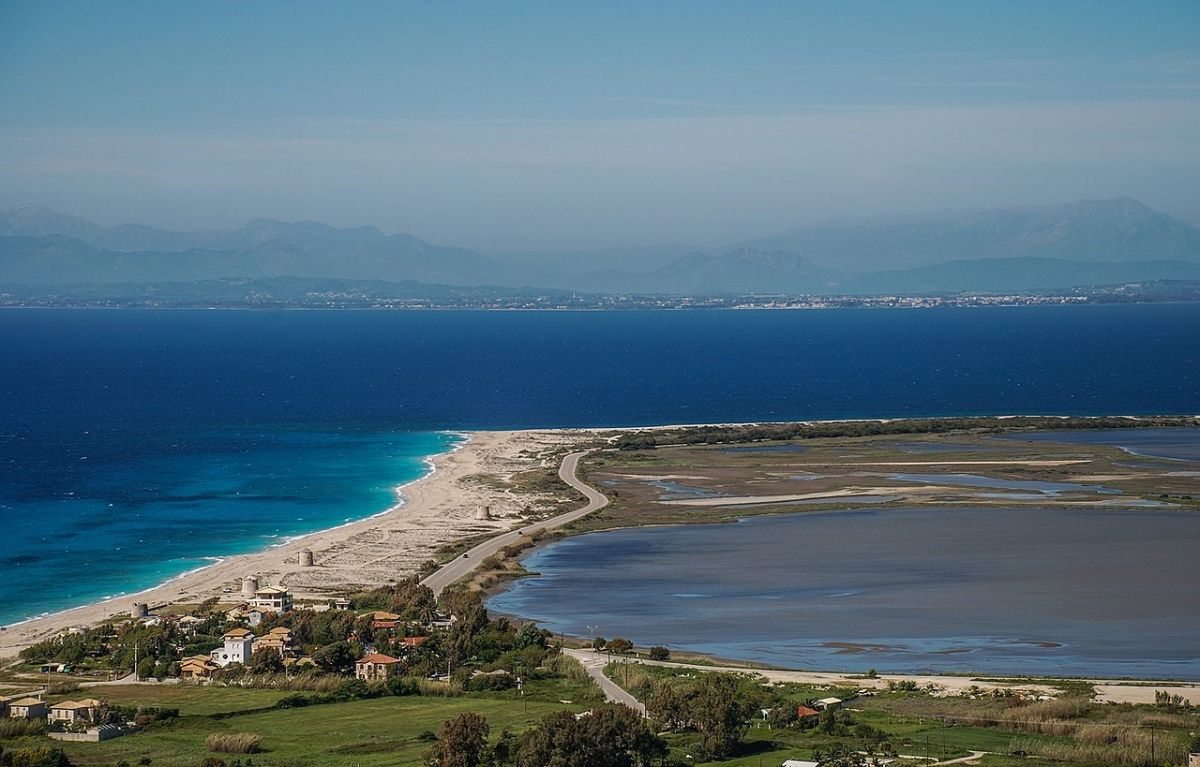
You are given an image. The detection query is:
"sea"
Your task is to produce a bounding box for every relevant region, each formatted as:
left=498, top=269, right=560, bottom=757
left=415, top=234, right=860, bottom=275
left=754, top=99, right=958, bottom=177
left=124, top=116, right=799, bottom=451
left=2, top=305, right=1198, bottom=661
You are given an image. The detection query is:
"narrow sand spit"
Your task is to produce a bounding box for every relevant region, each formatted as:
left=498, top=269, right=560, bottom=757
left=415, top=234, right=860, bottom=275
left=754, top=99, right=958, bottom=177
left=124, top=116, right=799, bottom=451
left=0, top=429, right=592, bottom=657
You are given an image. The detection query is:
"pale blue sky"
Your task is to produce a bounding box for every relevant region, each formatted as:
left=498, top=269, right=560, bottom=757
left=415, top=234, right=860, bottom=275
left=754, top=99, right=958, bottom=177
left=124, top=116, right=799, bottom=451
left=1, top=1, right=1198, bottom=250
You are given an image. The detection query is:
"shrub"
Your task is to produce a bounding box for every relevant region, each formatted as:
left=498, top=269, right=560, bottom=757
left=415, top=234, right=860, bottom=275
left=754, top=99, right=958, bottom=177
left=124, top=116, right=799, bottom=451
left=205, top=733, right=263, bottom=754
left=3, top=746, right=72, bottom=767
left=648, top=646, right=670, bottom=661
left=0, top=718, right=48, bottom=738
left=199, top=759, right=226, bottom=767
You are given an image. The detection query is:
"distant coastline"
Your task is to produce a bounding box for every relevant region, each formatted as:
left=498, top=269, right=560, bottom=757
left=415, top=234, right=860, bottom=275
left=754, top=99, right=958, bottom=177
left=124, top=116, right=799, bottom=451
left=3, top=275, right=1199, bottom=310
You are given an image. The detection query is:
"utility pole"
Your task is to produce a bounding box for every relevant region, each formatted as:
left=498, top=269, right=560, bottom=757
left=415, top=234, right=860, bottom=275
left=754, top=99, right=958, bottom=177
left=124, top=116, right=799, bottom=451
left=133, top=642, right=139, bottom=682
left=941, top=716, right=946, bottom=760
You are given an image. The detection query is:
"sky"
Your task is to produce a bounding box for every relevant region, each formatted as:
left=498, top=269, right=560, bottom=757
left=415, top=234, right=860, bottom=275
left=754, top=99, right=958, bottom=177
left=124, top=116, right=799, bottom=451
left=1, top=1, right=1198, bottom=252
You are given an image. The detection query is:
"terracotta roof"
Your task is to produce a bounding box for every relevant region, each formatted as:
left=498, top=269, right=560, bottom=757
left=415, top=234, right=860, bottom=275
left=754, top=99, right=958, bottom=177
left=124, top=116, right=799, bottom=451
left=11, top=698, right=44, bottom=706
left=255, top=587, right=287, bottom=595
left=223, top=627, right=254, bottom=638
left=356, top=652, right=401, bottom=665
left=267, top=626, right=294, bottom=636
left=796, top=705, right=821, bottom=717
left=51, top=699, right=101, bottom=710
left=371, top=611, right=402, bottom=620
left=401, top=636, right=429, bottom=646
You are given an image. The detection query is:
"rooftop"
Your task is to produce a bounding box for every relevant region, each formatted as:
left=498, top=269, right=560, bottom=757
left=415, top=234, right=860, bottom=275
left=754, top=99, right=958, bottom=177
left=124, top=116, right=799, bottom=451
left=357, top=652, right=401, bottom=665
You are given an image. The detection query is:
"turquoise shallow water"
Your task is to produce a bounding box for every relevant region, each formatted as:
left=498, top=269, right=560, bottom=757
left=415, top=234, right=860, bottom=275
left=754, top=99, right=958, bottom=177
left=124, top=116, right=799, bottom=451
left=0, top=428, right=460, bottom=626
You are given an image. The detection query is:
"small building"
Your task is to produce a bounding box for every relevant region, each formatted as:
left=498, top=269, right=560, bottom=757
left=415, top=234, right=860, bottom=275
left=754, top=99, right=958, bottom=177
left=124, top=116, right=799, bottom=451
left=256, top=626, right=297, bottom=656
left=355, top=652, right=402, bottom=681
left=399, top=635, right=429, bottom=650
left=1187, top=753, right=1200, bottom=767
left=249, top=586, right=293, bottom=613
left=814, top=697, right=843, bottom=710
left=332, top=598, right=352, bottom=611
left=783, top=761, right=819, bottom=767
left=49, top=699, right=102, bottom=725
left=371, top=611, right=402, bottom=631
left=796, top=705, right=821, bottom=720
left=9, top=697, right=46, bottom=719
left=210, top=627, right=256, bottom=667
left=179, top=655, right=219, bottom=679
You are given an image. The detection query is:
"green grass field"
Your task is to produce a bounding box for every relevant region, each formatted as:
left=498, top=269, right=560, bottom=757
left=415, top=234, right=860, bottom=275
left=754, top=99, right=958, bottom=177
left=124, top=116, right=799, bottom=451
left=3, top=691, right=588, bottom=767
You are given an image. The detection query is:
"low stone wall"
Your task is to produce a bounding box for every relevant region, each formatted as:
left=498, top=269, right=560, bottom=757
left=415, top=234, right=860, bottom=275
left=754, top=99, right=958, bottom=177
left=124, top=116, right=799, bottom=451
left=49, top=724, right=139, bottom=742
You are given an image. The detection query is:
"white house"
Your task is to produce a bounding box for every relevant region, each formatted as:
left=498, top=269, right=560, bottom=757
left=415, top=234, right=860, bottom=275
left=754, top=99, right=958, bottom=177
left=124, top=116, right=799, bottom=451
left=249, top=586, right=292, bottom=613
left=210, top=627, right=255, bottom=667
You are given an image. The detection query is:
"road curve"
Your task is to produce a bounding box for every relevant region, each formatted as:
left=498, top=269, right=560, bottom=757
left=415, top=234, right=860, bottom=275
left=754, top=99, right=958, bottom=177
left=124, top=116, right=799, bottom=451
left=564, top=648, right=647, bottom=716
left=420, top=451, right=607, bottom=598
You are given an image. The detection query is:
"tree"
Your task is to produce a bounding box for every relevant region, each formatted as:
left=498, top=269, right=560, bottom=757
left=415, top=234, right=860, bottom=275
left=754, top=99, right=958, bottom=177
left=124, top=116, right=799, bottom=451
left=814, top=743, right=867, bottom=767
left=591, top=636, right=607, bottom=651
left=517, top=706, right=664, bottom=767
left=515, top=622, right=547, bottom=650
left=313, top=641, right=357, bottom=674
left=689, top=674, right=755, bottom=758
left=648, top=680, right=688, bottom=732
left=647, top=646, right=670, bottom=662
left=249, top=647, right=285, bottom=674
left=606, top=637, right=633, bottom=655
left=424, top=712, right=490, bottom=767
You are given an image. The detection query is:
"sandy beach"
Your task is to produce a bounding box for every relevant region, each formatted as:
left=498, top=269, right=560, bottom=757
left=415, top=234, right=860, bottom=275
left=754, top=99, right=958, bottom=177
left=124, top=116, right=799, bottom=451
left=0, top=429, right=594, bottom=658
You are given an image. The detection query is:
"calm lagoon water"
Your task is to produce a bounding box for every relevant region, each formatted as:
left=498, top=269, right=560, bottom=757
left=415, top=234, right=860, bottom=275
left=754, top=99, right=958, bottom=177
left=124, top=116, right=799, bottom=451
left=2, top=305, right=1198, bottom=627
left=489, top=507, right=1200, bottom=679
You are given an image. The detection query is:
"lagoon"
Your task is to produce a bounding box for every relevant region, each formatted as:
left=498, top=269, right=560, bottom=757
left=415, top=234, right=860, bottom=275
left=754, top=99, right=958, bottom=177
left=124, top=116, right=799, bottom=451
left=488, top=506, right=1200, bottom=679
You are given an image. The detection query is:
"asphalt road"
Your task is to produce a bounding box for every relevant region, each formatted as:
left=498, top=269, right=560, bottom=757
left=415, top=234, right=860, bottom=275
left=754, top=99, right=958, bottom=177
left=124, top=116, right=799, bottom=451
left=419, top=450, right=607, bottom=598
left=564, top=648, right=647, bottom=715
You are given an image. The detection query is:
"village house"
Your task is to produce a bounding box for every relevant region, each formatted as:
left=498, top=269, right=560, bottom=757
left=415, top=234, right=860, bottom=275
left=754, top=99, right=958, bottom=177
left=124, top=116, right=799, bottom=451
left=355, top=652, right=401, bottom=681
left=177, top=615, right=205, bottom=633
left=48, top=699, right=103, bottom=725
left=210, top=627, right=255, bottom=667
left=249, top=586, right=293, bottom=613
left=814, top=697, right=843, bottom=710
left=8, top=697, right=46, bottom=719
left=398, top=635, right=429, bottom=651
left=370, top=610, right=403, bottom=631
left=179, top=655, right=219, bottom=679
left=796, top=704, right=821, bottom=721
left=255, top=626, right=297, bottom=657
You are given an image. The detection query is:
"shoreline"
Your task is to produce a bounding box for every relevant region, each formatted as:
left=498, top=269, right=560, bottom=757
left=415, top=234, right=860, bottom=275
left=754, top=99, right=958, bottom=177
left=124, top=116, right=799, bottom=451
left=0, top=428, right=596, bottom=657
left=0, top=431, right=469, bottom=633
left=4, top=417, right=1196, bottom=694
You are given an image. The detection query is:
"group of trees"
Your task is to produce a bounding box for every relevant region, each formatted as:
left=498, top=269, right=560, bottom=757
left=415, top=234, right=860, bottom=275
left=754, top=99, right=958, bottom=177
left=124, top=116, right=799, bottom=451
left=614, top=415, right=1196, bottom=450
left=424, top=706, right=665, bottom=767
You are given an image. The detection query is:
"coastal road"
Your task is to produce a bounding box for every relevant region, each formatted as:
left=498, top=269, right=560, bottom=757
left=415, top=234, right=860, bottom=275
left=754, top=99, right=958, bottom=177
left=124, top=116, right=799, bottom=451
left=420, top=450, right=608, bottom=598
left=564, top=648, right=647, bottom=716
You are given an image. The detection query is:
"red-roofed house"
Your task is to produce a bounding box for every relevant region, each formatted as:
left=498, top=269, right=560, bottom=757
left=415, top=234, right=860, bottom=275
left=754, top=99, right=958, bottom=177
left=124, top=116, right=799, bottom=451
left=796, top=705, right=821, bottom=720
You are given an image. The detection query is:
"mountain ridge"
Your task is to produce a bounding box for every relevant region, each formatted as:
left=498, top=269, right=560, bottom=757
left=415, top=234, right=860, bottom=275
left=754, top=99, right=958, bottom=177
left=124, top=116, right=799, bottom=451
left=3, top=197, right=1199, bottom=295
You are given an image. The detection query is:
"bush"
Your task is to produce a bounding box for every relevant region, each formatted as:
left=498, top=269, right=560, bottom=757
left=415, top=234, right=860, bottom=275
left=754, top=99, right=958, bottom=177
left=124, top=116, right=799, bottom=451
left=205, top=733, right=263, bottom=754
left=0, top=718, right=48, bottom=738
left=275, top=693, right=311, bottom=709
left=199, top=759, right=226, bottom=767
left=2, top=746, right=72, bottom=767
left=648, top=646, right=670, bottom=661
left=465, top=672, right=517, bottom=692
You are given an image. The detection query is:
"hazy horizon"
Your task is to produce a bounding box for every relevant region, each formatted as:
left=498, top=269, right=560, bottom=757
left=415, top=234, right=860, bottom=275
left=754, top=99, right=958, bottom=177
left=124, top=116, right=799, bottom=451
left=2, top=1, right=1199, bottom=252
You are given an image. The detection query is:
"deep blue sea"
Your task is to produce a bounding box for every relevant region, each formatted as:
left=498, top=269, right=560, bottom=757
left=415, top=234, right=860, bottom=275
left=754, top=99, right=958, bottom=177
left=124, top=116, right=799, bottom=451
left=2, top=305, right=1198, bottom=628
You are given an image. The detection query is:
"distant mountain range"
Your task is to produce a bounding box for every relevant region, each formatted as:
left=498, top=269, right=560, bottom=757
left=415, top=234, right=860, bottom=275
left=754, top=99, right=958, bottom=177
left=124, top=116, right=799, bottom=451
left=3, top=197, right=1200, bottom=297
